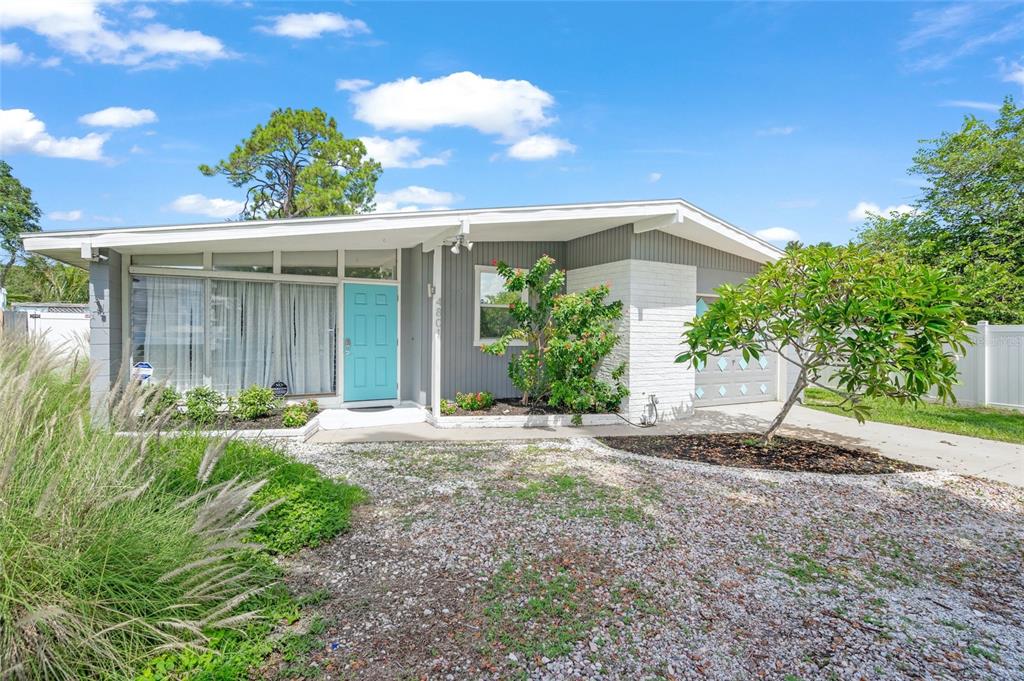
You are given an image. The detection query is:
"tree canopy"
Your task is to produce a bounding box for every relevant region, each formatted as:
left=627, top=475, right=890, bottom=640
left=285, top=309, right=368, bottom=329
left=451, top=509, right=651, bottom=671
left=857, top=97, right=1024, bottom=323
left=199, top=108, right=382, bottom=220
left=677, top=244, right=970, bottom=445
left=0, top=161, right=42, bottom=294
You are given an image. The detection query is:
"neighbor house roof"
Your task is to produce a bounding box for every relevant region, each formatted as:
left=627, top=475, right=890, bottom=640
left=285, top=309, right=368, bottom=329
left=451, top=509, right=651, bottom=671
left=24, top=198, right=784, bottom=268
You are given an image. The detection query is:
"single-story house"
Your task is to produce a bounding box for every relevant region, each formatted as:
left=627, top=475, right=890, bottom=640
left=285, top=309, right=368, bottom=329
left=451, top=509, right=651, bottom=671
left=23, top=199, right=785, bottom=423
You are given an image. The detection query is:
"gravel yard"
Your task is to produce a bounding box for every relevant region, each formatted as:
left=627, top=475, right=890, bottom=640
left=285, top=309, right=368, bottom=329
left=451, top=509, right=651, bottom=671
left=279, top=438, right=1024, bottom=680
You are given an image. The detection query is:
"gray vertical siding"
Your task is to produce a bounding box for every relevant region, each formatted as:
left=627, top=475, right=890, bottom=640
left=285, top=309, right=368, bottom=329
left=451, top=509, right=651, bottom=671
left=399, top=247, right=423, bottom=403
left=441, top=242, right=566, bottom=398
left=89, top=249, right=123, bottom=422
left=564, top=224, right=631, bottom=269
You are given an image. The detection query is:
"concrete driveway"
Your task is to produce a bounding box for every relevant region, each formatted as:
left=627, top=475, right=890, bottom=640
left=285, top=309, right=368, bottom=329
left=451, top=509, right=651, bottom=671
left=308, top=401, right=1023, bottom=487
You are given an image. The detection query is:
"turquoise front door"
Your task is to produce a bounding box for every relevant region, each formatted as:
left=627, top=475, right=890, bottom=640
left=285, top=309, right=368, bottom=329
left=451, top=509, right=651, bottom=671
left=343, top=283, right=398, bottom=402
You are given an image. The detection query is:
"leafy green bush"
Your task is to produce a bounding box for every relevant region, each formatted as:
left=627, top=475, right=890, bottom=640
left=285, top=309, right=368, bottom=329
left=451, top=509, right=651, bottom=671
left=482, top=255, right=628, bottom=414
left=440, top=398, right=457, bottom=416
left=302, top=399, right=319, bottom=415
left=144, top=384, right=181, bottom=421
left=455, top=390, right=494, bottom=411
left=231, top=384, right=278, bottom=421
left=282, top=404, right=309, bottom=428
left=184, top=385, right=223, bottom=424
left=153, top=436, right=366, bottom=555
left=0, top=337, right=268, bottom=679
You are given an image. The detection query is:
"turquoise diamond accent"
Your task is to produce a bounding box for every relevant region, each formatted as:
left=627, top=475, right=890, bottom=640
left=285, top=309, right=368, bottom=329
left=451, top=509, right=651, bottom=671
left=738, top=357, right=749, bottom=370
left=695, top=387, right=704, bottom=399
left=740, top=384, right=748, bottom=395
left=717, top=357, right=729, bottom=372
left=760, top=384, right=768, bottom=394
left=718, top=385, right=727, bottom=397
left=696, top=298, right=710, bottom=317
left=695, top=358, right=705, bottom=372
left=758, top=356, right=769, bottom=369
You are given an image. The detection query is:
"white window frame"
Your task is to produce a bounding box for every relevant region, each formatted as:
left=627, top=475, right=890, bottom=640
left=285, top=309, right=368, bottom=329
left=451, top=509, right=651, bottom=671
left=473, top=265, right=526, bottom=347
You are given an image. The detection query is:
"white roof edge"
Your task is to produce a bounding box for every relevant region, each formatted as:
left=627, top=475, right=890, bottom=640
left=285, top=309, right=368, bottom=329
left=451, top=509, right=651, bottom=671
left=24, top=198, right=783, bottom=261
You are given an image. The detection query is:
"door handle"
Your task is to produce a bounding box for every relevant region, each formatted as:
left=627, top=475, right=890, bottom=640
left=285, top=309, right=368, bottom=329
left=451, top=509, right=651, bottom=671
left=344, top=337, right=352, bottom=355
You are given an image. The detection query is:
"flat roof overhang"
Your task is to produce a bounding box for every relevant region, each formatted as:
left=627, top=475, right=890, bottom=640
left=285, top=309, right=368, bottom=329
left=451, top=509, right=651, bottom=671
left=23, top=198, right=783, bottom=268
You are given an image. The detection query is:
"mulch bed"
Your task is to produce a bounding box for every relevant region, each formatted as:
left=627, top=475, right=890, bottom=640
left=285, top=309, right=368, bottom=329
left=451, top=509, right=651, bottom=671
left=448, top=397, right=610, bottom=417
left=191, top=411, right=317, bottom=431
left=598, top=433, right=930, bottom=475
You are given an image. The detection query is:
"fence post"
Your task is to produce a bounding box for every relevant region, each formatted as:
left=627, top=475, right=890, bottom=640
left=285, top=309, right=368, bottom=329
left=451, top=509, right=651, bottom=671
left=977, top=320, right=989, bottom=406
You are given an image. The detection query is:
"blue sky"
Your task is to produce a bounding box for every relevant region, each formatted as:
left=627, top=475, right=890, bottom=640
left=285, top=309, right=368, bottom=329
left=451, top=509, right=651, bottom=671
left=2, top=1, right=1022, bottom=246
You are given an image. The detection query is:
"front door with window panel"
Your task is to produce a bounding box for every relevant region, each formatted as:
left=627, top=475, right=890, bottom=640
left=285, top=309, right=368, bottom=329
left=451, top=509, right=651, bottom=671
left=343, top=283, right=398, bottom=402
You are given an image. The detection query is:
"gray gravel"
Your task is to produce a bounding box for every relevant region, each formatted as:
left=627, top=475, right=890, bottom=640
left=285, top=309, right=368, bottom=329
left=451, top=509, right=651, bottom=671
left=280, top=437, right=1024, bottom=680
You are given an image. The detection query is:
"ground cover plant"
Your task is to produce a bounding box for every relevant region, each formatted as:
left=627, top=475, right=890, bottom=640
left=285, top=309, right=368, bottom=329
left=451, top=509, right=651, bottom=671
left=678, top=243, right=970, bottom=444
left=0, top=337, right=364, bottom=679
left=803, top=387, right=1024, bottom=445
left=482, top=255, right=627, bottom=416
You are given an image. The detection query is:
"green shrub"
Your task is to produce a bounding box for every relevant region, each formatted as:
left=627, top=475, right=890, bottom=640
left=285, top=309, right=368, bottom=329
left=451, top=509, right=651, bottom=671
left=0, top=337, right=269, bottom=679
left=231, top=384, right=278, bottom=421
left=440, top=398, right=457, bottom=416
left=302, top=399, right=319, bottom=415
left=455, top=390, right=494, bottom=411
left=153, top=436, right=366, bottom=555
left=184, top=385, right=223, bottom=424
left=282, top=405, right=309, bottom=428
left=145, top=384, right=181, bottom=421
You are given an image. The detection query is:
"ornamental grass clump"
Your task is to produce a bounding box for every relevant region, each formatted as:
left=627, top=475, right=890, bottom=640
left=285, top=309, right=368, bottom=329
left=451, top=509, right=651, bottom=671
left=0, top=336, right=271, bottom=680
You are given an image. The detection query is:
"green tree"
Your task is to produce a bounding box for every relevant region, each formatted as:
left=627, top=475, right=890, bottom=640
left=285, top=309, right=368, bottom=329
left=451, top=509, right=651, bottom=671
left=0, top=161, right=42, bottom=295
left=857, top=97, right=1024, bottom=323
left=677, top=244, right=970, bottom=445
left=482, top=255, right=627, bottom=415
left=199, top=107, right=381, bottom=220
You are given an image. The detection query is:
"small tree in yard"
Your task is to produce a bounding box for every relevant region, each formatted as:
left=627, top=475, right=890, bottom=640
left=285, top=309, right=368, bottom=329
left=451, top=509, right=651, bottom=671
left=482, top=255, right=628, bottom=416
left=677, top=244, right=970, bottom=445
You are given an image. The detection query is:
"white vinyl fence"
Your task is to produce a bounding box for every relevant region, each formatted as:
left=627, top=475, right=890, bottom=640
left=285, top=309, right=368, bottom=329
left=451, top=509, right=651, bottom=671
left=1, top=304, right=90, bottom=357
left=949, top=322, right=1024, bottom=411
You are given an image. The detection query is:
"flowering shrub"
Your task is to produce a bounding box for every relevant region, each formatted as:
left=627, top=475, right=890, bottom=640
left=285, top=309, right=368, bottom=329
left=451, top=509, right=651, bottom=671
left=282, top=404, right=309, bottom=428
left=439, top=399, right=457, bottom=416
left=482, top=255, right=627, bottom=414
left=455, top=391, right=494, bottom=411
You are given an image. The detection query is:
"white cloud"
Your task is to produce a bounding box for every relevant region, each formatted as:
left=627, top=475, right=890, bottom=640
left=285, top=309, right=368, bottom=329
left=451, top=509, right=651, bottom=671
left=260, top=13, right=370, bottom=39
left=169, top=194, right=243, bottom=219
left=847, top=201, right=916, bottom=222
left=130, top=5, right=156, bottom=21
left=352, top=71, right=557, bottom=141
left=129, top=144, right=145, bottom=154
left=48, top=210, right=83, bottom=222
left=648, top=172, right=662, bottom=183
left=754, top=227, right=801, bottom=243
left=940, top=99, right=1000, bottom=112
left=1000, top=57, right=1024, bottom=87
left=360, top=136, right=449, bottom=169
left=374, top=186, right=459, bottom=213
left=0, top=109, right=109, bottom=161
left=756, top=125, right=797, bottom=136
left=901, top=4, right=1024, bottom=71
left=0, top=2, right=229, bottom=68
left=0, top=42, right=24, bottom=63
left=79, top=106, right=157, bottom=128
left=335, top=78, right=373, bottom=92
left=506, top=134, right=575, bottom=160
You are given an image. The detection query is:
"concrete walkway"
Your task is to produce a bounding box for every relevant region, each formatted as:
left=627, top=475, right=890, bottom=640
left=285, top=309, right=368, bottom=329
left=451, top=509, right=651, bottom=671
left=308, top=401, right=1023, bottom=487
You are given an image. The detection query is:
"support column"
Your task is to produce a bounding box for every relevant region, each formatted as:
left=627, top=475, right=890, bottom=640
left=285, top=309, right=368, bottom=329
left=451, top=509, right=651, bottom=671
left=430, top=246, right=443, bottom=418
left=88, top=249, right=123, bottom=424
left=977, top=320, right=989, bottom=406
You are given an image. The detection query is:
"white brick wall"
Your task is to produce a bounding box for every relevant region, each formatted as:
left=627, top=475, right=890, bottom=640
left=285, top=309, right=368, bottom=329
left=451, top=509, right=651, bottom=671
left=567, top=260, right=696, bottom=422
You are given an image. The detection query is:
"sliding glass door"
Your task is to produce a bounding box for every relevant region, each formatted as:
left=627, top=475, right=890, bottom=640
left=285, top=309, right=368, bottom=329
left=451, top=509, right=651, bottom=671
left=131, top=275, right=337, bottom=396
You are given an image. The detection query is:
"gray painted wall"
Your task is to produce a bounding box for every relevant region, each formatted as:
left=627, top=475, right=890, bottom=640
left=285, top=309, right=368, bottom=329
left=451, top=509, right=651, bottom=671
left=399, top=247, right=424, bottom=403
left=89, top=249, right=123, bottom=422
left=440, top=241, right=566, bottom=398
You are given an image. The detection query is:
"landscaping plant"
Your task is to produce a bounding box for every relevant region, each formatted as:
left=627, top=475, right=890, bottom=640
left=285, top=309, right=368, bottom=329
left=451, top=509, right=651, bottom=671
left=677, top=244, right=970, bottom=445
left=145, top=384, right=182, bottom=421
left=282, top=404, right=309, bottom=428
left=231, top=384, right=279, bottom=421
left=0, top=337, right=269, bottom=679
left=440, top=399, right=457, bottom=416
left=482, top=255, right=627, bottom=415
left=184, top=385, right=223, bottom=424
left=455, top=390, right=495, bottom=411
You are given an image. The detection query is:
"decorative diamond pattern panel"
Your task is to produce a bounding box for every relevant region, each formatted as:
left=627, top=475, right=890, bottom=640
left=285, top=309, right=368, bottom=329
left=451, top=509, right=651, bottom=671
left=760, top=383, right=768, bottom=394
left=740, top=384, right=748, bottom=395
left=717, top=357, right=729, bottom=372
left=718, top=385, right=727, bottom=397
left=695, top=387, right=705, bottom=399
left=695, top=358, right=705, bottom=372
left=758, top=356, right=769, bottom=369
left=738, top=357, right=749, bottom=370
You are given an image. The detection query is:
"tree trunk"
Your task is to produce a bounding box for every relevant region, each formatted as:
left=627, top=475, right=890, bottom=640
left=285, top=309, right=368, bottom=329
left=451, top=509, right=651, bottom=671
left=763, top=369, right=806, bottom=446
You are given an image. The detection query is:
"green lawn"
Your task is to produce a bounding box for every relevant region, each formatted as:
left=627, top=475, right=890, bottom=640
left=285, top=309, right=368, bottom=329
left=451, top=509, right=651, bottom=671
left=803, top=387, right=1024, bottom=445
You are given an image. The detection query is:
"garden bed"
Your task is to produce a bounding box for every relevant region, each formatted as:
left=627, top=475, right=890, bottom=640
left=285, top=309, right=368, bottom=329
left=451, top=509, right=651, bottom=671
left=445, top=397, right=603, bottom=417
left=598, top=433, right=930, bottom=474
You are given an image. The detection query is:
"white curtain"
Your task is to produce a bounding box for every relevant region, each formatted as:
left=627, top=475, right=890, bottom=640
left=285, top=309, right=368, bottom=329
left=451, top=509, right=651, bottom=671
left=281, top=283, right=336, bottom=394
left=140, top=276, right=205, bottom=390
left=209, top=280, right=275, bottom=393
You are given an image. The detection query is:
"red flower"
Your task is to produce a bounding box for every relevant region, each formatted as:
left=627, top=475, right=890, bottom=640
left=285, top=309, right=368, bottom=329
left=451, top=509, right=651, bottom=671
left=491, top=258, right=498, bottom=266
